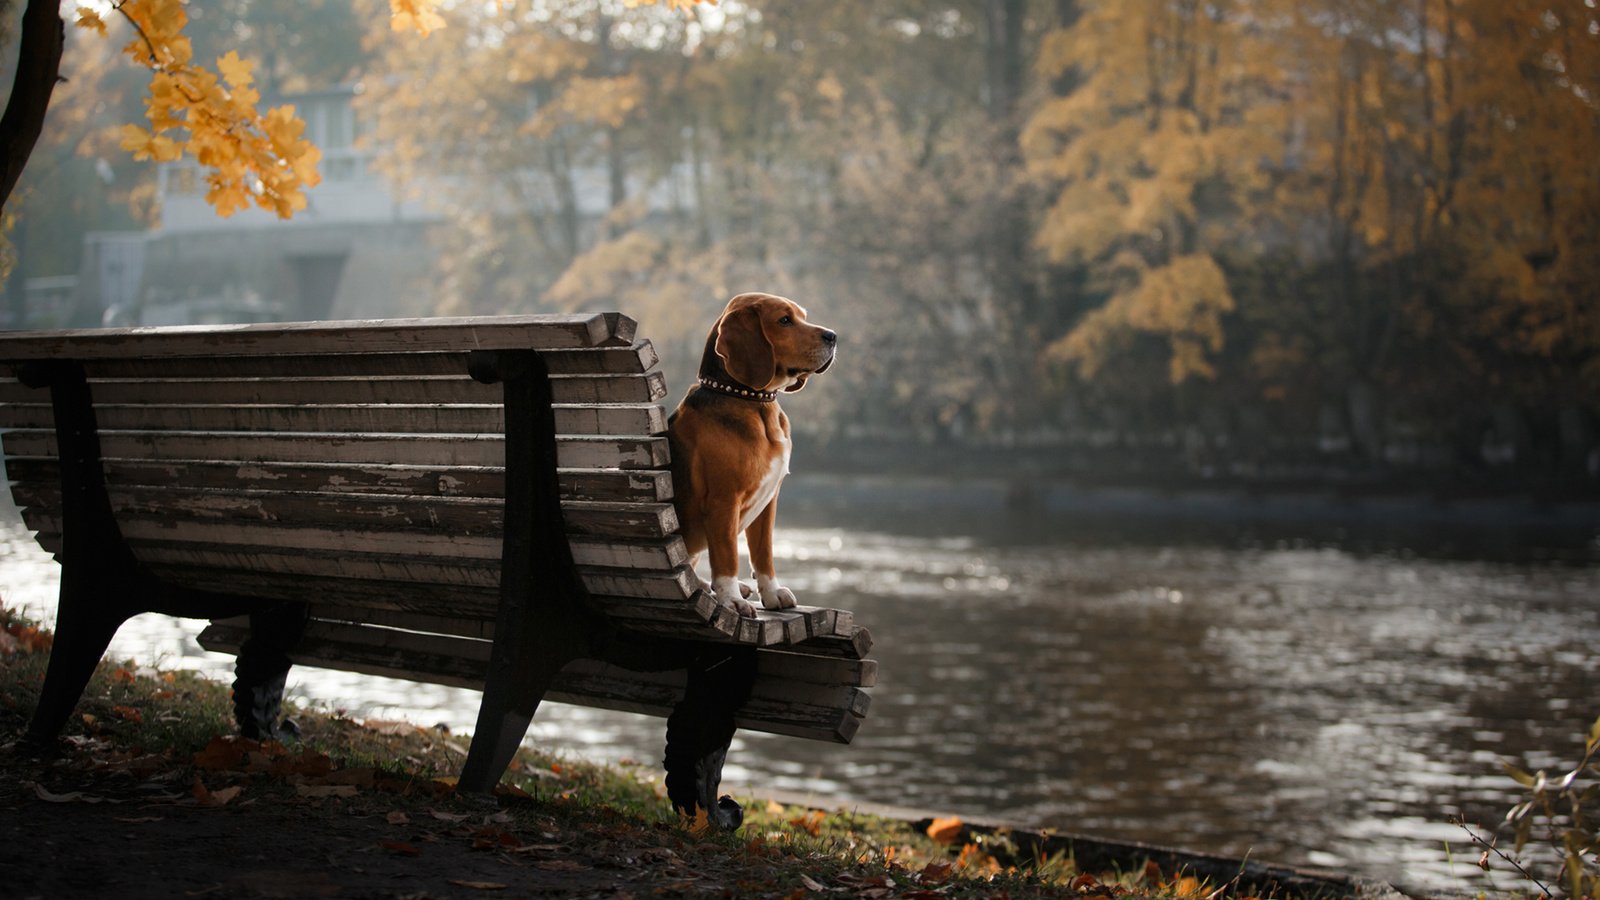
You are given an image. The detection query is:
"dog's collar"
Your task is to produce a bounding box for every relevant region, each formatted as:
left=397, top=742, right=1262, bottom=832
left=697, top=375, right=777, bottom=402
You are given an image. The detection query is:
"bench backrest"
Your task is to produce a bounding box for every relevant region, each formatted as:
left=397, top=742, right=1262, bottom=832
left=0, top=315, right=689, bottom=619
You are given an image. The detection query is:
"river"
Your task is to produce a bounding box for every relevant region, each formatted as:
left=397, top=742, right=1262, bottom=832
left=2, top=474, right=1596, bottom=894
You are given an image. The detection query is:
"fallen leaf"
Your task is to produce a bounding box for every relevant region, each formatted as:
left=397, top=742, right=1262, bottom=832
left=918, top=860, right=954, bottom=885
left=381, top=841, right=421, bottom=857
left=386, top=810, right=410, bottom=826
left=471, top=828, right=521, bottom=850
left=1173, top=875, right=1203, bottom=898
left=430, top=809, right=471, bottom=822
left=534, top=860, right=591, bottom=872
left=160, top=672, right=177, bottom=684
left=506, top=843, right=566, bottom=854
left=799, top=873, right=828, bottom=891
left=112, top=667, right=137, bottom=684
left=194, top=736, right=255, bottom=771
left=203, top=785, right=242, bottom=807
left=925, top=816, right=963, bottom=845
left=766, top=799, right=786, bottom=815
left=32, top=783, right=110, bottom=804
left=447, top=880, right=507, bottom=891
left=111, top=705, right=143, bottom=723
left=788, top=810, right=825, bottom=836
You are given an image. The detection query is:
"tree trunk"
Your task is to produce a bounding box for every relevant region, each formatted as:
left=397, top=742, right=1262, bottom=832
left=0, top=0, right=65, bottom=216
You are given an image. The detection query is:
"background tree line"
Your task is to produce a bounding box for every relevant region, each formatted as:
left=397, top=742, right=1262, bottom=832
left=14, top=0, right=1600, bottom=479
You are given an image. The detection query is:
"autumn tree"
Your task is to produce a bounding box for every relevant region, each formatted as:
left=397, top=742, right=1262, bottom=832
left=1023, top=0, right=1292, bottom=392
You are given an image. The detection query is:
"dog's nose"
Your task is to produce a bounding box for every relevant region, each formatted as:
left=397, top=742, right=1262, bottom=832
left=821, top=330, right=837, bottom=345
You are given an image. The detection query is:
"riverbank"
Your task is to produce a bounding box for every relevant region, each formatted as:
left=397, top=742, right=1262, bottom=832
left=0, top=605, right=1400, bottom=900
left=801, top=439, right=1600, bottom=528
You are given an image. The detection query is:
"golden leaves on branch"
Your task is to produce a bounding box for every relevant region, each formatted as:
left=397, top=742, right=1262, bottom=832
left=85, top=0, right=321, bottom=219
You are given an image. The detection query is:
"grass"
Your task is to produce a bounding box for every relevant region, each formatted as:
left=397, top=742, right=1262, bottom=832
left=0, top=603, right=1269, bottom=898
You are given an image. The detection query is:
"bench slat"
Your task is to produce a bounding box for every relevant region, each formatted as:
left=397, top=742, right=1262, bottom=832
left=0, top=373, right=669, bottom=405
left=27, top=521, right=687, bottom=571
left=2, top=459, right=674, bottom=502
left=14, top=486, right=679, bottom=541
left=291, top=609, right=875, bottom=686
left=0, top=314, right=624, bottom=359
left=2, top=430, right=669, bottom=469
left=5, top=343, right=659, bottom=381
left=196, top=620, right=866, bottom=743
left=80, top=540, right=698, bottom=599
left=0, top=402, right=667, bottom=437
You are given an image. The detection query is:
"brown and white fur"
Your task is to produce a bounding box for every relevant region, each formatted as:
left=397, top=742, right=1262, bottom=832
left=667, top=292, right=837, bottom=617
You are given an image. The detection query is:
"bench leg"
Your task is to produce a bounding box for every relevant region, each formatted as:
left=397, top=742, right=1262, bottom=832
left=457, top=654, right=568, bottom=794
left=664, top=647, right=757, bottom=830
left=232, top=604, right=309, bottom=741
left=24, top=598, right=127, bottom=746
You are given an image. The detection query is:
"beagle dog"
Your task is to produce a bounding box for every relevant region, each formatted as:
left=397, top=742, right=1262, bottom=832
left=668, top=292, right=837, bottom=618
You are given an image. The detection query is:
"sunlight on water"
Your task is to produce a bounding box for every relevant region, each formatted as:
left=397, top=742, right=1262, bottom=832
left=2, top=481, right=1596, bottom=893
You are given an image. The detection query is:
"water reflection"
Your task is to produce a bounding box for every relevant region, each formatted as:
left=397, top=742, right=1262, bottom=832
left=2, top=478, right=1596, bottom=893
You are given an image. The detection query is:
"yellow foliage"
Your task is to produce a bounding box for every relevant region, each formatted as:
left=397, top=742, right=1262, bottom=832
left=522, top=76, right=645, bottom=138
left=389, top=0, right=446, bottom=37
left=74, top=7, right=108, bottom=38
left=89, top=0, right=321, bottom=219
left=1050, top=254, right=1235, bottom=384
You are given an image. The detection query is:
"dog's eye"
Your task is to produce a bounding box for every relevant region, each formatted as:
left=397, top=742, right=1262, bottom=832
left=777, top=315, right=793, bottom=326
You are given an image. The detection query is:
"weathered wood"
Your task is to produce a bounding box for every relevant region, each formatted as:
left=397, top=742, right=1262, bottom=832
left=2, top=459, right=673, bottom=503
left=0, top=372, right=666, bottom=405
left=287, top=609, right=876, bottom=687
left=0, top=402, right=666, bottom=437
left=779, top=626, right=875, bottom=660
left=4, top=342, right=659, bottom=382
left=197, top=620, right=865, bottom=742
left=69, top=539, right=697, bottom=601
left=15, top=486, right=680, bottom=542
left=26, top=520, right=687, bottom=571
left=0, top=313, right=623, bottom=360
left=755, top=652, right=878, bottom=688
left=2, top=430, right=669, bottom=469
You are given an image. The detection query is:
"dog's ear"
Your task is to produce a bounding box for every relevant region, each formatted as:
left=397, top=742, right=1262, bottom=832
left=714, top=305, right=776, bottom=389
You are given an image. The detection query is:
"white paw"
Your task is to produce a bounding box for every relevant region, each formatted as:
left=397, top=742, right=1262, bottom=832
left=712, top=576, right=757, bottom=618
left=755, top=574, right=797, bottom=610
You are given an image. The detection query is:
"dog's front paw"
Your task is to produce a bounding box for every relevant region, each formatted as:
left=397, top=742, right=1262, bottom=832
left=755, top=575, right=797, bottom=610
left=712, top=576, right=758, bottom=618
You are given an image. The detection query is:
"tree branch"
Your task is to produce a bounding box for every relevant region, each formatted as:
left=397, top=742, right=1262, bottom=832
left=0, top=0, right=65, bottom=215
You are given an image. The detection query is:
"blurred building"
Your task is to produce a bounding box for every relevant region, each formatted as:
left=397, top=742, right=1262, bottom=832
left=66, top=85, right=442, bottom=328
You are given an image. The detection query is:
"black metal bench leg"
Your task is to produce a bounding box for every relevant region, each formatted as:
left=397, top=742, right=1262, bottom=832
left=232, top=604, right=309, bottom=741
left=458, top=652, right=572, bottom=793
left=24, top=598, right=127, bottom=745
left=458, top=350, right=601, bottom=796
left=664, top=647, right=757, bottom=830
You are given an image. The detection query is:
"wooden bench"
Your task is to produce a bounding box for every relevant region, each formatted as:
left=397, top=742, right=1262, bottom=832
left=0, top=314, right=874, bottom=826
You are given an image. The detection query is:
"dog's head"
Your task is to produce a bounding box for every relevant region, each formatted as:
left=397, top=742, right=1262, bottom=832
left=710, top=292, right=836, bottom=393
